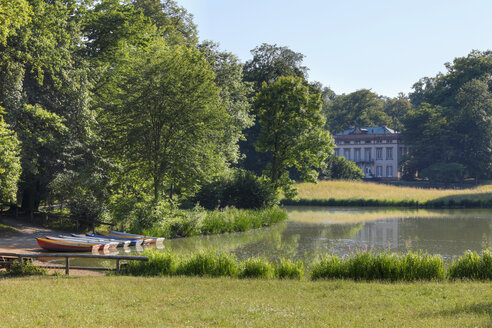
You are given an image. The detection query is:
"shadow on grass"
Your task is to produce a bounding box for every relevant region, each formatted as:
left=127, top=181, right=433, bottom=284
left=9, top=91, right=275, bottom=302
left=421, top=302, right=492, bottom=324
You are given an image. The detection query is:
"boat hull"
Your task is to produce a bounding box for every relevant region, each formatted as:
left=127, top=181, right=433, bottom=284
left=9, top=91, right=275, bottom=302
left=107, top=230, right=164, bottom=244
left=37, top=238, right=99, bottom=252
left=86, top=233, right=143, bottom=246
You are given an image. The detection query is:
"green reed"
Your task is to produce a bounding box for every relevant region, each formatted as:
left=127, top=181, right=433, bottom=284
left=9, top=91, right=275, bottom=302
left=310, top=251, right=445, bottom=281
left=448, top=250, right=492, bottom=280
left=139, top=207, right=287, bottom=238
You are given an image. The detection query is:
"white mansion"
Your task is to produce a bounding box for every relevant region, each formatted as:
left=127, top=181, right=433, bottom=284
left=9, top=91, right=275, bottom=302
left=333, top=126, right=408, bottom=180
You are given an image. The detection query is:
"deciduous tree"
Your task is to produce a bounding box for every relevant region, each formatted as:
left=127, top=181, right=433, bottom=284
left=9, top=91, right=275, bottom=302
left=254, top=76, right=334, bottom=194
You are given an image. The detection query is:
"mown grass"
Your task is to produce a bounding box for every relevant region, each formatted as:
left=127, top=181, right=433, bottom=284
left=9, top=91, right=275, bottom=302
left=287, top=180, right=492, bottom=208
left=1, top=276, right=492, bottom=327
left=136, top=207, right=287, bottom=238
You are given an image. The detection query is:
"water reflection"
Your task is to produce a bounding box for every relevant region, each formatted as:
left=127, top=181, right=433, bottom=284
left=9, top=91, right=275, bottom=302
left=53, top=207, right=492, bottom=267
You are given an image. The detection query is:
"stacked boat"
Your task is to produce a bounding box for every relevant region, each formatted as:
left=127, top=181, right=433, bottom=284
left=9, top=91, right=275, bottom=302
left=36, top=231, right=164, bottom=252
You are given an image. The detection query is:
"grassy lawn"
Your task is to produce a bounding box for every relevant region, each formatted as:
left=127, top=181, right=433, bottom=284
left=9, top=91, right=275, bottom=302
left=296, top=180, right=492, bottom=202
left=0, top=276, right=491, bottom=327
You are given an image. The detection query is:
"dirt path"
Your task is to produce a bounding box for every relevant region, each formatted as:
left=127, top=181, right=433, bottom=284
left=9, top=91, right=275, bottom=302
left=0, top=217, right=63, bottom=253
left=0, top=217, right=104, bottom=276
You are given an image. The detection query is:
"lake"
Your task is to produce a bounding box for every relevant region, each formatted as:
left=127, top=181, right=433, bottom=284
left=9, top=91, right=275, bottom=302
left=57, top=206, right=492, bottom=268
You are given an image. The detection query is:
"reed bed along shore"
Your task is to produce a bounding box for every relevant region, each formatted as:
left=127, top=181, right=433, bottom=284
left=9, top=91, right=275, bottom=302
left=121, top=249, right=492, bottom=282
left=134, top=207, right=288, bottom=239
left=285, top=180, right=492, bottom=208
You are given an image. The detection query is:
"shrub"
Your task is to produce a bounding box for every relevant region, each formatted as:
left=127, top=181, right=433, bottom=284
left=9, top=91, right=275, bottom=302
left=193, top=169, right=278, bottom=209
left=239, top=258, right=274, bottom=279
left=448, top=250, right=492, bottom=280
left=420, top=162, right=466, bottom=183
left=319, top=155, right=365, bottom=181
left=5, top=261, right=46, bottom=277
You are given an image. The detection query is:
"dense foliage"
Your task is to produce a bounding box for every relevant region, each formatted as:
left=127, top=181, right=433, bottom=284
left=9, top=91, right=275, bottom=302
left=319, top=155, right=364, bottom=181
left=255, top=76, right=334, bottom=195
left=403, top=51, right=492, bottom=181
left=193, top=169, right=277, bottom=210
left=0, top=109, right=21, bottom=203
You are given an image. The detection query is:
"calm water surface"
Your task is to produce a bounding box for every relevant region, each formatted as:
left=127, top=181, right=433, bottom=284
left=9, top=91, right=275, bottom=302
left=60, top=206, right=492, bottom=267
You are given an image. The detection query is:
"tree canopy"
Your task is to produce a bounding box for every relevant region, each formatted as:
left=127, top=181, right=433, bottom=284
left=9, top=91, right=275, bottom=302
left=255, top=76, right=334, bottom=195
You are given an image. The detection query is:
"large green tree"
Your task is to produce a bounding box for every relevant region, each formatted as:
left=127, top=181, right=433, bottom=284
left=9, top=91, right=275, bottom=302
left=325, top=89, right=391, bottom=133
left=132, top=0, right=197, bottom=44
left=403, top=51, right=492, bottom=180
left=0, top=108, right=21, bottom=204
left=198, top=41, right=254, bottom=164
left=0, top=0, right=99, bottom=213
left=240, top=44, right=309, bottom=174
left=0, top=0, right=31, bottom=45
left=254, top=76, right=334, bottom=194
left=99, top=38, right=234, bottom=203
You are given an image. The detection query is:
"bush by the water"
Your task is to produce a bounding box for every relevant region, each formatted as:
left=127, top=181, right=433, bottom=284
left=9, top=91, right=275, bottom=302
left=134, top=206, right=287, bottom=238
left=2, top=261, right=46, bottom=277
left=310, top=251, right=445, bottom=281
left=448, top=250, right=492, bottom=280
left=193, top=169, right=278, bottom=210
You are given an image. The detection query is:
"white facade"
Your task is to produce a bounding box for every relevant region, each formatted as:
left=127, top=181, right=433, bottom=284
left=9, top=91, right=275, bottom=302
left=333, top=126, right=408, bottom=180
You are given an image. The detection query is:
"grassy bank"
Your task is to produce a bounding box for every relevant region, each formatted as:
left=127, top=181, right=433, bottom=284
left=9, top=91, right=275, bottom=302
left=1, top=276, right=491, bottom=327
left=284, top=180, right=492, bottom=208
left=133, top=207, right=287, bottom=239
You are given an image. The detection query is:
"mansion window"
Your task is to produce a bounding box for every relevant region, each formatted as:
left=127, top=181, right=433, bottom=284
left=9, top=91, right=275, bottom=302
left=376, top=148, right=383, bottom=160
left=386, top=165, right=393, bottom=177
left=376, top=166, right=382, bottom=177
left=386, top=148, right=393, bottom=160
left=364, top=149, right=371, bottom=161
left=335, top=149, right=340, bottom=157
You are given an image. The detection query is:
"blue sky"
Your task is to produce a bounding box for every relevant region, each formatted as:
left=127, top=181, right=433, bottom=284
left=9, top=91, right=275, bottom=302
left=176, top=0, right=492, bottom=97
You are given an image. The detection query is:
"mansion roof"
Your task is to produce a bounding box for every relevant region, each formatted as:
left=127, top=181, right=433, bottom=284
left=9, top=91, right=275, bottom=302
left=335, top=126, right=396, bottom=136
